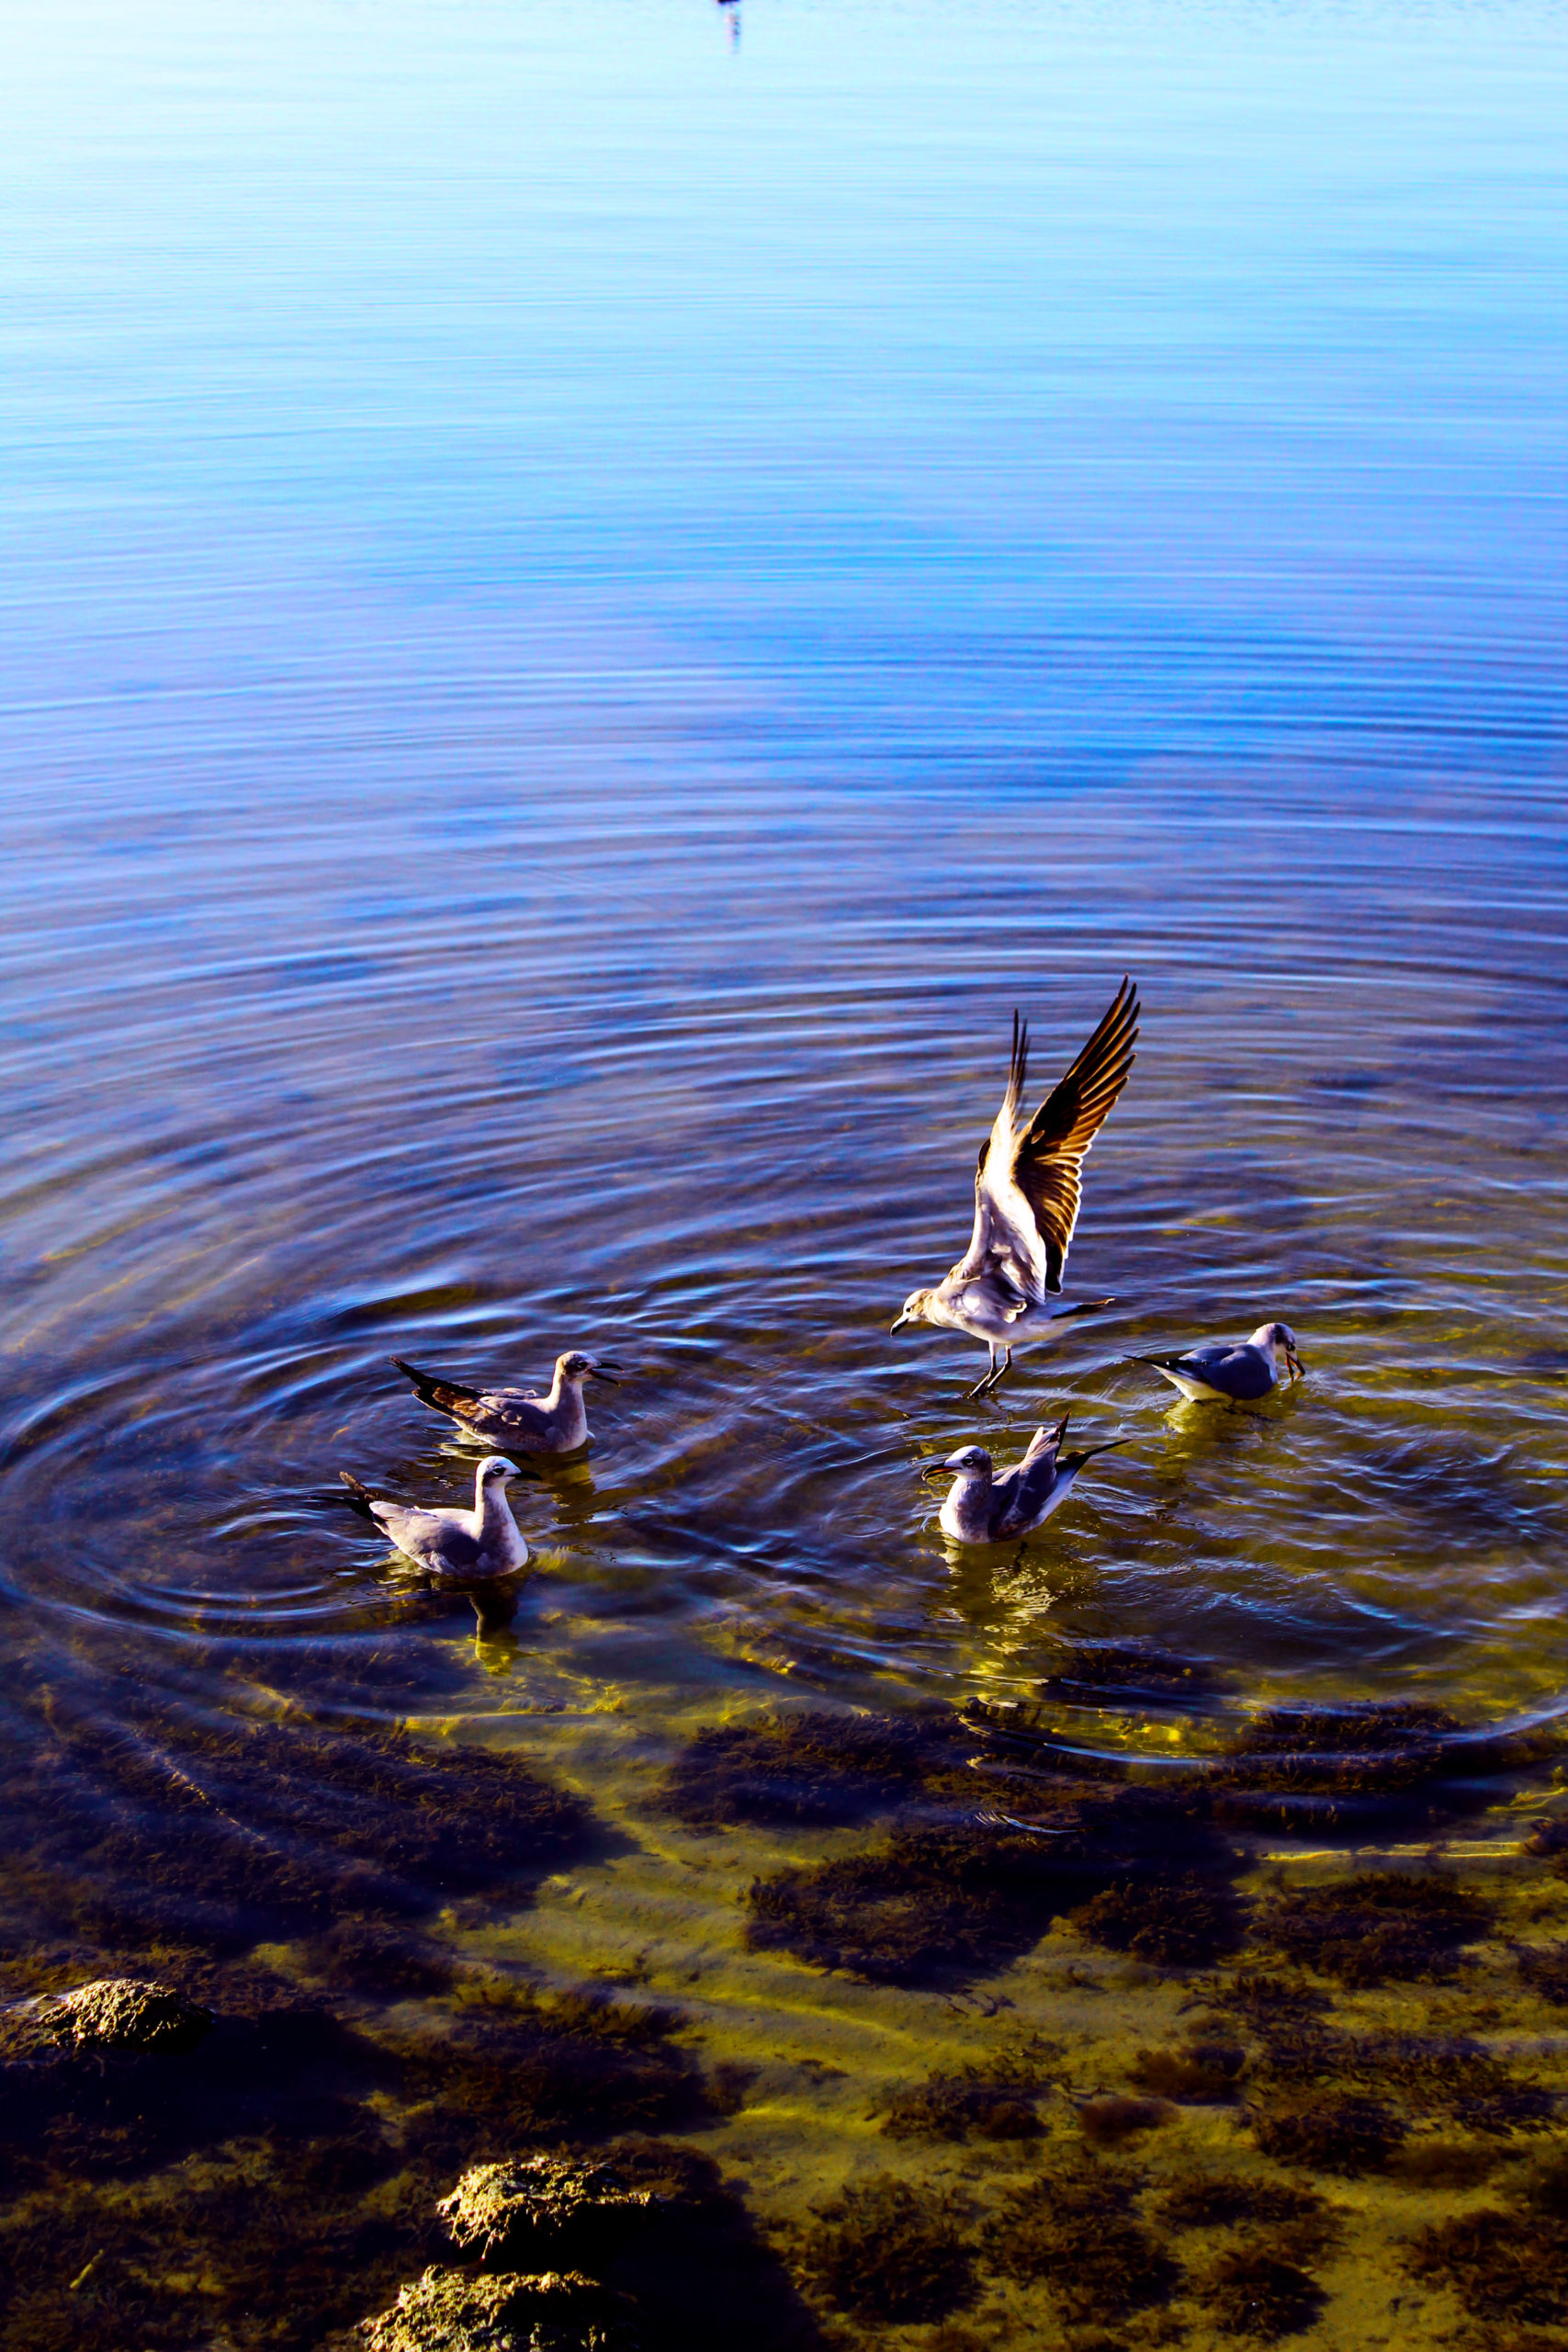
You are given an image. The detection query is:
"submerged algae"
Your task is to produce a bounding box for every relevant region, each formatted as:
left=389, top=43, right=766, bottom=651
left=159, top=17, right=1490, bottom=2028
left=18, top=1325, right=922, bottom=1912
left=876, top=2037, right=1063, bottom=2143
left=747, top=1823, right=1080, bottom=1986
left=0, top=1948, right=745, bottom=2352
left=1130, top=2041, right=1248, bottom=2102
left=796, top=2173, right=976, bottom=2324
left=8, top=1686, right=1568, bottom=2350
left=2, top=1678, right=597, bottom=1962
left=1257, top=1869, right=1495, bottom=1987
left=1073, top=1872, right=1245, bottom=1968
left=984, top=2154, right=1176, bottom=2324
left=1187, top=2245, right=1325, bottom=2342
left=658, top=1709, right=970, bottom=1828
left=1148, top=2170, right=1339, bottom=2258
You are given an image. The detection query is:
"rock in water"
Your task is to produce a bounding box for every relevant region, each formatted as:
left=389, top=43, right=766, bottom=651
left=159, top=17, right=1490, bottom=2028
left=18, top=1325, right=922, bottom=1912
left=41, top=1977, right=214, bottom=2054
left=438, top=2154, right=670, bottom=2267
left=356, top=2267, right=633, bottom=2352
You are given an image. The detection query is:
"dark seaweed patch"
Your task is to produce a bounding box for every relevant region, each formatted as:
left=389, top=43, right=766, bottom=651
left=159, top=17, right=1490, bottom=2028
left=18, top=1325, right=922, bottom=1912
left=0, top=1976, right=781, bottom=2352
left=1252, top=2098, right=1406, bottom=2175
left=659, top=1710, right=970, bottom=1828
left=1336, top=2032, right=1552, bottom=2137
left=1257, top=1869, right=1495, bottom=1987
left=1517, top=1943, right=1568, bottom=2006
left=0, top=2000, right=397, bottom=2195
left=796, top=2175, right=976, bottom=2324
left=1131, top=2041, right=1247, bottom=2102
left=1033, top=1643, right=1220, bottom=1707
left=393, top=1987, right=711, bottom=2166
left=1187, top=2246, right=1325, bottom=2341
left=1240, top=2005, right=1551, bottom=2168
left=745, top=1719, right=1247, bottom=1990
left=747, top=1825, right=1084, bottom=1986
left=1077, top=2094, right=1176, bottom=2146
left=1208, top=1703, right=1484, bottom=1838
left=739, top=1691, right=1540, bottom=1996
left=1074, top=1873, right=1246, bottom=1968
left=1388, top=2138, right=1503, bottom=2189
left=876, top=2038, right=1062, bottom=2143
left=2, top=1686, right=596, bottom=1958
left=1149, top=2173, right=1337, bottom=2261
left=1404, top=2206, right=1568, bottom=2330
left=984, top=2156, right=1177, bottom=2322
left=303, top=1918, right=457, bottom=1998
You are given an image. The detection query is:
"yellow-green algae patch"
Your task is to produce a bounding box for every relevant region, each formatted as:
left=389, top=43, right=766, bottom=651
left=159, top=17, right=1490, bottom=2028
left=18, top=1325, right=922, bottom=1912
left=6, top=1659, right=1568, bottom=2348
left=437, top=1690, right=1568, bottom=2350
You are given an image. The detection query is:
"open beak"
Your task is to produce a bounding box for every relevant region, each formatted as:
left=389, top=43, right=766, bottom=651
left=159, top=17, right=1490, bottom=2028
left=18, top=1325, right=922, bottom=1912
left=919, top=1460, right=949, bottom=1481
left=1286, top=1348, right=1303, bottom=1381
left=589, top=1363, right=621, bottom=1384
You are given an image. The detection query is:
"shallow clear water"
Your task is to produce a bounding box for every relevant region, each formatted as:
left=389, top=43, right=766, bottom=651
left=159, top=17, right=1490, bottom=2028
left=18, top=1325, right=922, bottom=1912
left=3, top=0, right=1567, bottom=2341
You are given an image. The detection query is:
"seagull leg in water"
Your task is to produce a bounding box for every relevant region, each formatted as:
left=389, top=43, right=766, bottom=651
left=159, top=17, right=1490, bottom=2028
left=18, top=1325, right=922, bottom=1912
left=969, top=1343, right=1017, bottom=1399
left=892, top=979, right=1139, bottom=1390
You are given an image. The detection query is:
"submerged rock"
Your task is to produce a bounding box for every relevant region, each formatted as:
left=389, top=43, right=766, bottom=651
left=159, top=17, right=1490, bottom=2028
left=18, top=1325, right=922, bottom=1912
left=438, top=2154, right=671, bottom=2267
left=357, top=2265, right=633, bottom=2352
left=40, top=1975, right=214, bottom=2053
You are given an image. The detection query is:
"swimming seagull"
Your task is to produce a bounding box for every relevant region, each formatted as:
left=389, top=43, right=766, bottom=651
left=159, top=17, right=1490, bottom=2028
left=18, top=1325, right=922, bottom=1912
left=390, top=1350, right=621, bottom=1456
left=339, top=1454, right=529, bottom=1578
left=920, top=1413, right=1126, bottom=1544
left=1131, top=1322, right=1303, bottom=1405
left=891, top=978, right=1140, bottom=1396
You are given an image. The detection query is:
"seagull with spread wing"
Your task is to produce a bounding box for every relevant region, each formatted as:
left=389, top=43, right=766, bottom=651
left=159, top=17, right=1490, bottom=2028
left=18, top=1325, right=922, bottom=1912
left=920, top=1413, right=1127, bottom=1544
left=891, top=977, right=1140, bottom=1396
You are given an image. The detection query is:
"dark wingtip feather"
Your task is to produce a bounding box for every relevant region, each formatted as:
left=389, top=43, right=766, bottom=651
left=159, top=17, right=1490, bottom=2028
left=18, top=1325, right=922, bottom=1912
left=1009, top=1007, right=1030, bottom=1105
left=391, top=1356, right=480, bottom=1408
left=339, top=1469, right=378, bottom=1521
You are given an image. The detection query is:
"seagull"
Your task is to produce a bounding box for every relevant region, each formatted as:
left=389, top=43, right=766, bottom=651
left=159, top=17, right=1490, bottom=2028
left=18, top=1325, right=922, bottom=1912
left=389, top=1350, right=621, bottom=1456
left=920, top=1413, right=1126, bottom=1544
left=1131, top=1321, right=1303, bottom=1405
left=339, top=1454, right=529, bottom=1578
left=891, top=978, right=1140, bottom=1396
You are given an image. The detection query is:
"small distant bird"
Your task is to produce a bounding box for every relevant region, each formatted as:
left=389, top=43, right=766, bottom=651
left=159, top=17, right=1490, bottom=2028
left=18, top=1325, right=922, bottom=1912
left=892, top=978, right=1140, bottom=1396
left=390, top=1350, right=621, bottom=1456
left=339, top=1454, right=529, bottom=1578
left=1131, top=1322, right=1303, bottom=1405
left=921, top=1413, right=1125, bottom=1544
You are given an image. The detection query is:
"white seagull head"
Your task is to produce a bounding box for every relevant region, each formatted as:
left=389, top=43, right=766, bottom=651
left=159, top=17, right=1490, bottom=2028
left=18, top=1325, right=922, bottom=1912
left=921, top=1443, right=992, bottom=1480
left=1252, top=1322, right=1303, bottom=1379
left=891, top=1288, right=936, bottom=1333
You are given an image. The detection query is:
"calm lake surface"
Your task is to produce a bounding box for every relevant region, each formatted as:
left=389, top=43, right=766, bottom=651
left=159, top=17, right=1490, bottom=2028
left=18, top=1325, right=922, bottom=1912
left=3, top=0, right=1566, bottom=2344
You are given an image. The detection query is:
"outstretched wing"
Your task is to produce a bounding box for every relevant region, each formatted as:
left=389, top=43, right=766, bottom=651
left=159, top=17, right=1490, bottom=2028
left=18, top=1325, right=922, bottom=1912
left=991, top=1416, right=1068, bottom=1535
left=955, top=978, right=1139, bottom=1303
